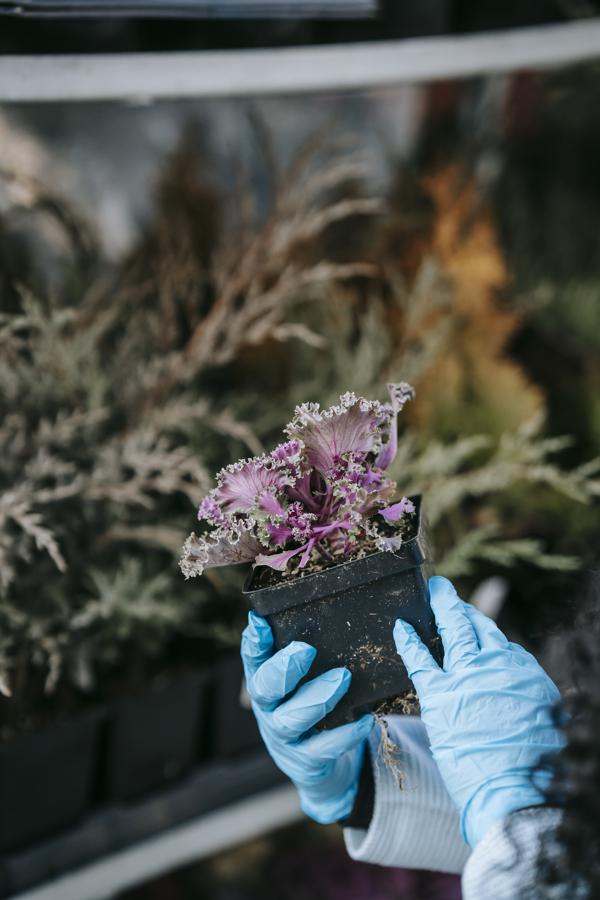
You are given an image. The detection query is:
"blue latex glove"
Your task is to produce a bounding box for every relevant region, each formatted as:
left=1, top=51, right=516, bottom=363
left=241, top=611, right=374, bottom=824
left=393, top=575, right=564, bottom=848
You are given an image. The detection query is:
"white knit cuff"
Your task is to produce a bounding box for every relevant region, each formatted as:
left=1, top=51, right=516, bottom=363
left=344, top=716, right=470, bottom=874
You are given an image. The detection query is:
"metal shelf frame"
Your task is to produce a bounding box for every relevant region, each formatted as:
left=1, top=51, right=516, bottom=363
left=9, top=784, right=301, bottom=900
left=0, top=752, right=297, bottom=900
left=1, top=19, right=600, bottom=102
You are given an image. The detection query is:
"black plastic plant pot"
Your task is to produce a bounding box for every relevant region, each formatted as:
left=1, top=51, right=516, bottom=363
left=211, top=654, right=262, bottom=759
left=105, top=670, right=207, bottom=803
left=244, top=498, right=442, bottom=729
left=0, top=709, right=104, bottom=853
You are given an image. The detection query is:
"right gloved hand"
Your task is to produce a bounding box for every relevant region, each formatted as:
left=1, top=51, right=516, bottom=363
left=241, top=611, right=374, bottom=824
left=393, top=576, right=564, bottom=848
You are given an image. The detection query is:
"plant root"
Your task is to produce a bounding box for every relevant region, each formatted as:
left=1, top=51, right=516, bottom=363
left=373, top=691, right=421, bottom=787
left=374, top=712, right=404, bottom=789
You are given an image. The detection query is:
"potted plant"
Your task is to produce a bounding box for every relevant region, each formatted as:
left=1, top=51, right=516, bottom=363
left=70, top=562, right=212, bottom=803
left=180, top=383, right=442, bottom=728
left=0, top=592, right=107, bottom=852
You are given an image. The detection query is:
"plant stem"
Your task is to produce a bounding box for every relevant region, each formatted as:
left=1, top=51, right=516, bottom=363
left=315, top=542, right=334, bottom=563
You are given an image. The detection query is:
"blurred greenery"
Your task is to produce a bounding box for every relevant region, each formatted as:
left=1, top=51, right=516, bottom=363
left=1, top=62, right=599, bottom=731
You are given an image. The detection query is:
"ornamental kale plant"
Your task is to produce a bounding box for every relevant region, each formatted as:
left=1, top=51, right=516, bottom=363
left=180, top=383, right=416, bottom=580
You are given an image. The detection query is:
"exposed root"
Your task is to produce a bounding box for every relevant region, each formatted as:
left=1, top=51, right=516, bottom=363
left=375, top=712, right=404, bottom=789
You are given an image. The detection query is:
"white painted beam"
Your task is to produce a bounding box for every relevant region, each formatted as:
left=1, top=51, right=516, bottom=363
left=0, top=20, right=599, bottom=102
left=8, top=785, right=302, bottom=900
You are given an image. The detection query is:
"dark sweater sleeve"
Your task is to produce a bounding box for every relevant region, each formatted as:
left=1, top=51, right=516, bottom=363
left=342, top=747, right=375, bottom=829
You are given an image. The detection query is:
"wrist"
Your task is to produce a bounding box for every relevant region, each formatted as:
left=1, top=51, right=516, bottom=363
left=299, top=779, right=361, bottom=824
left=461, top=774, right=548, bottom=847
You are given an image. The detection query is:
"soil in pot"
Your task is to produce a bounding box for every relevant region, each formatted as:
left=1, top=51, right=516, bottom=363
left=104, top=669, right=207, bottom=803
left=0, top=709, right=104, bottom=853
left=244, top=498, right=442, bottom=729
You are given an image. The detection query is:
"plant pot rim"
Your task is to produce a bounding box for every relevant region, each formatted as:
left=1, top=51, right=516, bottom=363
left=244, top=495, right=425, bottom=616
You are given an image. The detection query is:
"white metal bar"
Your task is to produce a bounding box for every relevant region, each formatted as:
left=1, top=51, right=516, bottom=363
left=8, top=785, right=302, bottom=900
left=0, top=19, right=600, bottom=102
left=0, top=0, right=377, bottom=16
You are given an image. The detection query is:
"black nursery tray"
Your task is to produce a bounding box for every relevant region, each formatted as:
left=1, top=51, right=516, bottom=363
left=0, top=709, right=104, bottom=855
left=210, top=654, right=262, bottom=759
left=0, top=657, right=285, bottom=897
left=0, top=750, right=286, bottom=899
left=105, top=669, right=208, bottom=803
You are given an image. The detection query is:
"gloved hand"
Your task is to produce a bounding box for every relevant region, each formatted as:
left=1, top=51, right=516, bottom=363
left=241, top=611, right=374, bottom=824
left=393, top=575, right=564, bottom=848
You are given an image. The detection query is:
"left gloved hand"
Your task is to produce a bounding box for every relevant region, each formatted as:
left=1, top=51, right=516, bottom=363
left=393, top=575, right=564, bottom=847
left=241, top=611, right=374, bottom=824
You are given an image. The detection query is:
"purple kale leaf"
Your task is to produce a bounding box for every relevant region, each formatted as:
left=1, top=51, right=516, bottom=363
left=180, top=382, right=415, bottom=579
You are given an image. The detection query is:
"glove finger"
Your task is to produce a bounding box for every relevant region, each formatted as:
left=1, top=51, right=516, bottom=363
left=428, top=576, right=479, bottom=670
left=461, top=600, right=509, bottom=650
left=248, top=640, right=316, bottom=710
left=393, top=618, right=439, bottom=693
left=271, top=667, right=351, bottom=741
left=302, top=714, right=374, bottom=760
left=240, top=611, right=274, bottom=683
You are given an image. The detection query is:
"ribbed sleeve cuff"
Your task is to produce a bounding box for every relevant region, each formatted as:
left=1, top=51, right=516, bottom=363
left=343, top=717, right=470, bottom=874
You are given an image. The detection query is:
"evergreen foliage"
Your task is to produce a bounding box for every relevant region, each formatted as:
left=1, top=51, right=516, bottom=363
left=0, top=125, right=597, bottom=722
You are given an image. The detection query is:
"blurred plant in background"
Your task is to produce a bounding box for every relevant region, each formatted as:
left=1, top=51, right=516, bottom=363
left=390, top=165, right=543, bottom=440
left=0, top=133, right=381, bottom=729
left=248, top=157, right=599, bottom=585
left=1, top=91, right=599, bottom=733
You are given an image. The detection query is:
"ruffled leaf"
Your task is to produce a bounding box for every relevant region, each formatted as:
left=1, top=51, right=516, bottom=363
left=179, top=528, right=262, bottom=578
left=285, top=392, right=384, bottom=475
left=214, top=458, right=285, bottom=514
left=183, top=383, right=416, bottom=580
left=375, top=382, right=415, bottom=470
left=379, top=497, right=415, bottom=523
